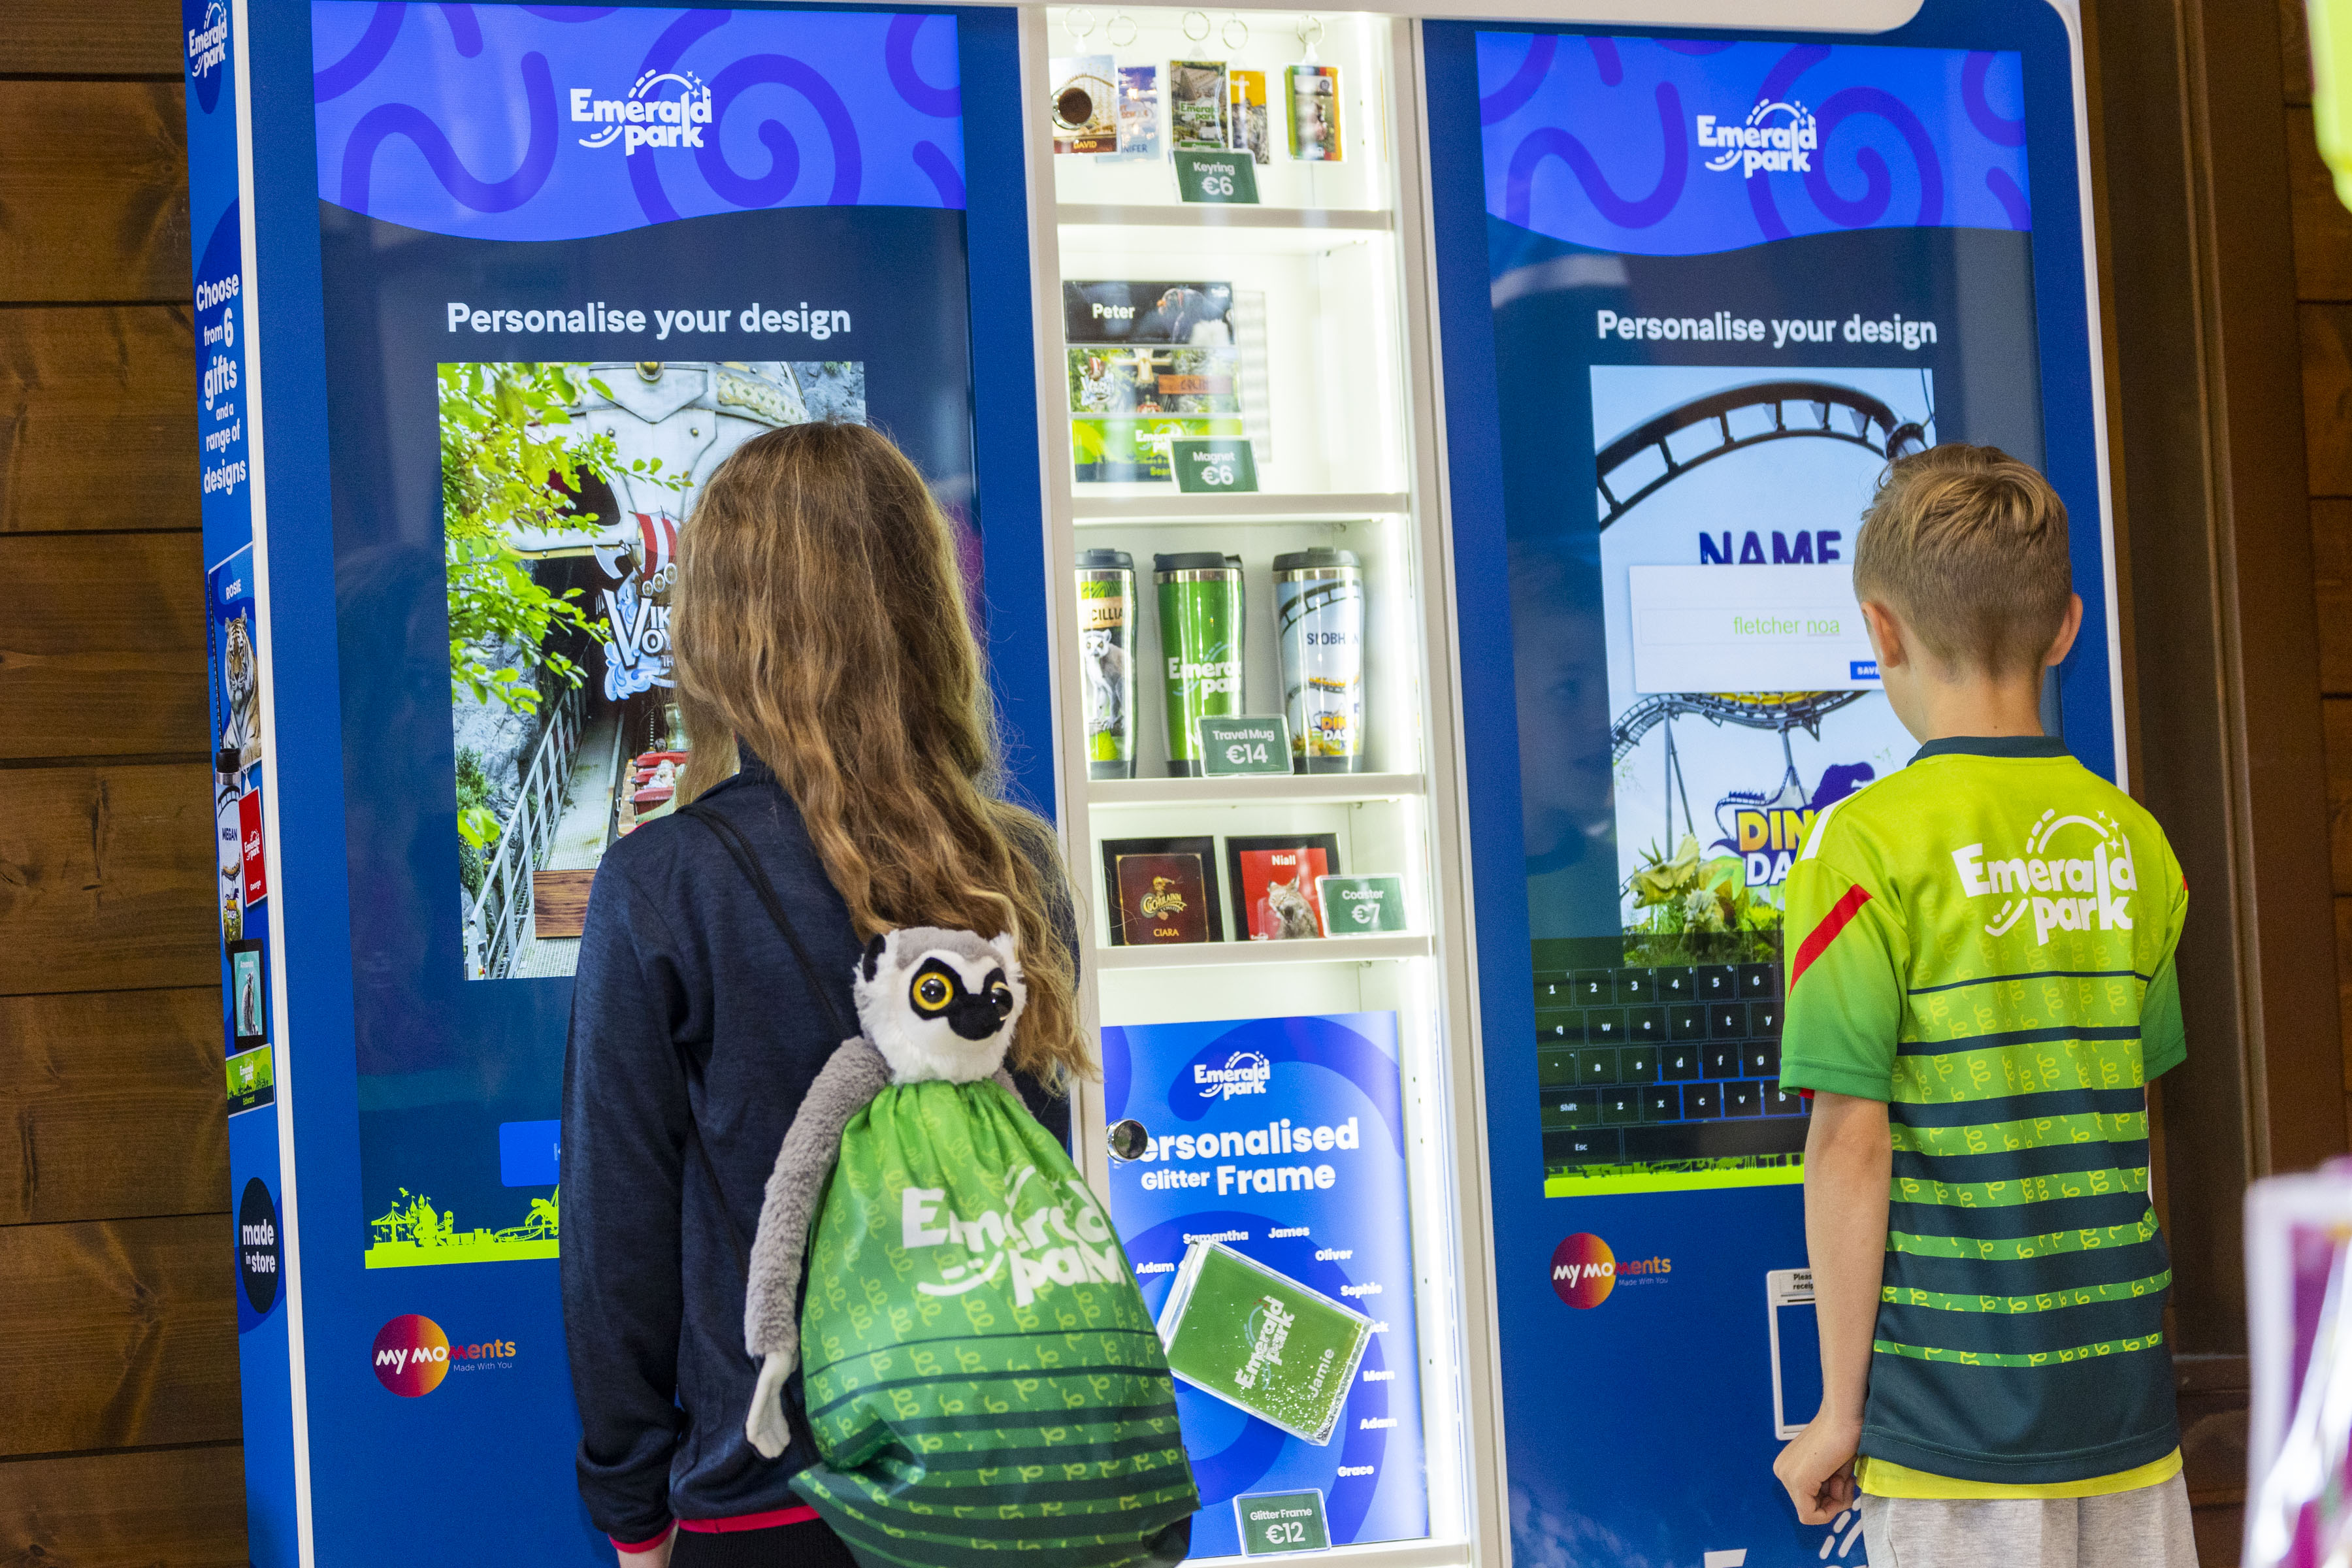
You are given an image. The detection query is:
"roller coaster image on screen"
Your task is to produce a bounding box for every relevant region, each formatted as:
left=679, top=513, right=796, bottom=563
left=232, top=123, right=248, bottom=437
left=442, top=358, right=864, bottom=983
left=1534, top=365, right=1929, bottom=1196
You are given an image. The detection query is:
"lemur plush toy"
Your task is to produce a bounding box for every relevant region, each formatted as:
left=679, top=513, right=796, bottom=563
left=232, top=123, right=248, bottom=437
left=743, top=926, right=1197, bottom=1568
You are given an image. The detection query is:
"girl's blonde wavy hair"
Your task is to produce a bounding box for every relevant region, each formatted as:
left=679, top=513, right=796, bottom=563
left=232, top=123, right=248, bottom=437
left=671, top=421, right=1086, bottom=1087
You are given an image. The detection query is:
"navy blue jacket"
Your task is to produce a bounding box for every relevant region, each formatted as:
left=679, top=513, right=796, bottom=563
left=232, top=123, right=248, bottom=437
left=560, top=754, right=1072, bottom=1544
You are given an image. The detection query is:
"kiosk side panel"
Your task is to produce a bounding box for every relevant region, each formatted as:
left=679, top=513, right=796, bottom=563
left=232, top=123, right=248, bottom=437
left=189, top=2, right=304, bottom=1561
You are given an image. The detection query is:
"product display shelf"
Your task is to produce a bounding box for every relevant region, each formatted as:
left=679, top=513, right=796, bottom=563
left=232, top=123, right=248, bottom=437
left=1030, top=10, right=1490, bottom=1562
left=1088, top=770, right=1426, bottom=807
left=1071, top=491, right=1409, bottom=524
left=1093, top=932, right=1430, bottom=972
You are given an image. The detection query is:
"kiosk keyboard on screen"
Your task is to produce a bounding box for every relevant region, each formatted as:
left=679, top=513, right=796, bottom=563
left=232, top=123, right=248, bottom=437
left=1533, top=937, right=1805, bottom=1192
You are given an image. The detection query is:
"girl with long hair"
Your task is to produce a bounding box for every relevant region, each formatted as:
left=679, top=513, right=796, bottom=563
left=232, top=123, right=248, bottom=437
left=561, top=422, right=1085, bottom=1567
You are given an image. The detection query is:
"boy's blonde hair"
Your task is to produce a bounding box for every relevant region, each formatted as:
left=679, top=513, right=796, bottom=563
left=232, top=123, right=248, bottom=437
left=1852, top=442, right=2072, bottom=678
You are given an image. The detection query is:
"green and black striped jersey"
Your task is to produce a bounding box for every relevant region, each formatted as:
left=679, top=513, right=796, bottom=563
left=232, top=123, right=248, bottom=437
left=1778, top=734, right=2188, bottom=1486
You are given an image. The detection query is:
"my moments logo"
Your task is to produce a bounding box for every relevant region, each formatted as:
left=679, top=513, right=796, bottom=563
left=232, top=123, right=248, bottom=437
left=570, top=71, right=713, bottom=155
left=370, top=1313, right=516, bottom=1397
left=1950, top=808, right=2138, bottom=947
left=1550, top=1232, right=1672, bottom=1309
left=1697, top=101, right=1818, bottom=178
left=1195, top=1051, right=1273, bottom=1101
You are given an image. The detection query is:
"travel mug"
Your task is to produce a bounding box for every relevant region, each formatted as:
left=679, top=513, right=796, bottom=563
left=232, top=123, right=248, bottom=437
left=1154, top=551, right=1245, bottom=777
left=1274, top=547, right=1365, bottom=774
left=1075, top=549, right=1137, bottom=780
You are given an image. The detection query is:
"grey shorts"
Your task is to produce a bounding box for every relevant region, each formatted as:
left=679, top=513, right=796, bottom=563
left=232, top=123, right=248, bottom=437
left=1859, top=1472, right=2198, bottom=1568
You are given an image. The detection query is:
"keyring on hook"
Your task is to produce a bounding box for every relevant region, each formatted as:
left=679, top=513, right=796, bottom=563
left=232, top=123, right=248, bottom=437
left=1222, top=12, right=1249, bottom=50
left=1181, top=10, right=1211, bottom=42
left=1064, top=6, right=1097, bottom=44
left=1107, top=10, right=1137, bottom=46
left=1296, top=14, right=1324, bottom=54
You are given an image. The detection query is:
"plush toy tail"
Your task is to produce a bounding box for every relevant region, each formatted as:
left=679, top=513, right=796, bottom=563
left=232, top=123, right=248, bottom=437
left=747, top=1350, right=794, bottom=1458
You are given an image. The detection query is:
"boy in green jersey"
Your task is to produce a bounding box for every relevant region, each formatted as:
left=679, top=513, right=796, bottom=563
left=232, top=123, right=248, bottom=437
left=1770, top=446, right=2197, bottom=1566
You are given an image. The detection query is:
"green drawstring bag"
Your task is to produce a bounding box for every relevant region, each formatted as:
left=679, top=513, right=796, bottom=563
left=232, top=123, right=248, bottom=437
left=791, top=1077, right=1198, bottom=1568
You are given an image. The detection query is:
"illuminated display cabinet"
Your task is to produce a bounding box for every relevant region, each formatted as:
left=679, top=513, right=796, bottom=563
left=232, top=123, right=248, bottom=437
left=1028, top=9, right=1492, bottom=1561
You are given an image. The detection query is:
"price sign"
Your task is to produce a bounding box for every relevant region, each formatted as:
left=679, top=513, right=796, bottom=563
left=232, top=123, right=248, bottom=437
left=1171, top=436, right=1260, bottom=494
left=1173, top=148, right=1262, bottom=204
left=1196, top=715, right=1292, bottom=776
left=1315, top=873, right=1409, bottom=936
left=1233, top=1490, right=1330, bottom=1557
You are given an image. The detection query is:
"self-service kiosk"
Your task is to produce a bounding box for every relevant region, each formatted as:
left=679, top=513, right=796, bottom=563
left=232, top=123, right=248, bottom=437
left=188, top=3, right=2118, bottom=1563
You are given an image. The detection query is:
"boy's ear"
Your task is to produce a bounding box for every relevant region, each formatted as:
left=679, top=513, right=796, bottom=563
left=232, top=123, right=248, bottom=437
left=2042, top=593, right=2084, bottom=668
left=1859, top=599, right=1906, bottom=670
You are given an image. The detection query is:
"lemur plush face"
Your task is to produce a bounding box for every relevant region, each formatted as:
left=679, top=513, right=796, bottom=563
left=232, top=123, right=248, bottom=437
left=853, top=926, right=1026, bottom=1085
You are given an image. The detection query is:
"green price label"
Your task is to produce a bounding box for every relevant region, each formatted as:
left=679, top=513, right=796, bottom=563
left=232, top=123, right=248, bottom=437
left=1173, top=148, right=1262, bottom=204
left=1233, top=1490, right=1330, bottom=1557
left=1171, top=436, right=1260, bottom=494
left=1195, top=715, right=1292, bottom=776
left=1315, top=873, right=1409, bottom=936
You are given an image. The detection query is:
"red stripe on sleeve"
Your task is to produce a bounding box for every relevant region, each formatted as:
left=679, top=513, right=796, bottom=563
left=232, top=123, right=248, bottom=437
left=1790, top=885, right=1873, bottom=988
left=679, top=1505, right=823, bottom=1534
left=611, top=1526, right=674, bottom=1554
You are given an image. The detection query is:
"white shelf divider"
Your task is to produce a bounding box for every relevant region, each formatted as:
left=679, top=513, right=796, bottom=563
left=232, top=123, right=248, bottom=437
left=1071, top=491, right=1411, bottom=526
left=1088, top=771, right=1426, bottom=808
left=1057, top=203, right=1394, bottom=233
left=1093, top=934, right=1431, bottom=972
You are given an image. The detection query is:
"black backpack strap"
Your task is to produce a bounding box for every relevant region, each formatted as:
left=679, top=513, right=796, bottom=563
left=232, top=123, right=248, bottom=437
left=666, top=800, right=855, bottom=1316
left=678, top=801, right=853, bottom=1042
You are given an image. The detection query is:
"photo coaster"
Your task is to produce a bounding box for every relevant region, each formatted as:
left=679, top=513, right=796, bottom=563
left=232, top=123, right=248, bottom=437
left=1224, top=834, right=1342, bottom=941
left=1102, top=836, right=1222, bottom=945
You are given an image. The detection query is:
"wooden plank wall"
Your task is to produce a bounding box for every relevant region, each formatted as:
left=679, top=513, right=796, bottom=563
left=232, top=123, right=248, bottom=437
left=0, top=2, right=249, bottom=1563
left=0, top=1, right=2335, bottom=1564
left=2296, top=10, right=2352, bottom=1128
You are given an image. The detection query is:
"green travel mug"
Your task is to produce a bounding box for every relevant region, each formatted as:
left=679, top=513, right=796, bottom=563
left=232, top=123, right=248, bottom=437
left=1154, top=551, right=1245, bottom=777
left=1075, top=549, right=1137, bottom=780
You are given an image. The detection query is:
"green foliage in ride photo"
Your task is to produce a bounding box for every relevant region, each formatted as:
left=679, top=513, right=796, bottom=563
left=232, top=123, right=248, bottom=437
left=1623, top=832, right=1782, bottom=966
left=453, top=747, right=495, bottom=896
left=437, top=361, right=681, bottom=853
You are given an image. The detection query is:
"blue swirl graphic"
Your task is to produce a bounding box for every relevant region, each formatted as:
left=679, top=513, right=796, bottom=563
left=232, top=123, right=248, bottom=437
left=913, top=140, right=963, bottom=206
left=1743, top=44, right=1830, bottom=242
left=1504, top=84, right=1686, bottom=231
left=627, top=7, right=730, bottom=225
left=1478, top=32, right=2031, bottom=255
left=1805, top=86, right=1942, bottom=228
left=315, top=3, right=964, bottom=235
left=885, top=13, right=959, bottom=117
left=1963, top=50, right=2027, bottom=148
left=696, top=54, right=862, bottom=208
left=1586, top=36, right=1623, bottom=88
left=338, top=48, right=557, bottom=214
left=1478, top=34, right=1553, bottom=127
left=438, top=3, right=481, bottom=57
left=314, top=1, right=403, bottom=101
left=1987, top=165, right=2031, bottom=228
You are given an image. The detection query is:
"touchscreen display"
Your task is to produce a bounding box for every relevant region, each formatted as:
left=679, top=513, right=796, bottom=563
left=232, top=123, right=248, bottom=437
left=1478, top=33, right=2042, bottom=1196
